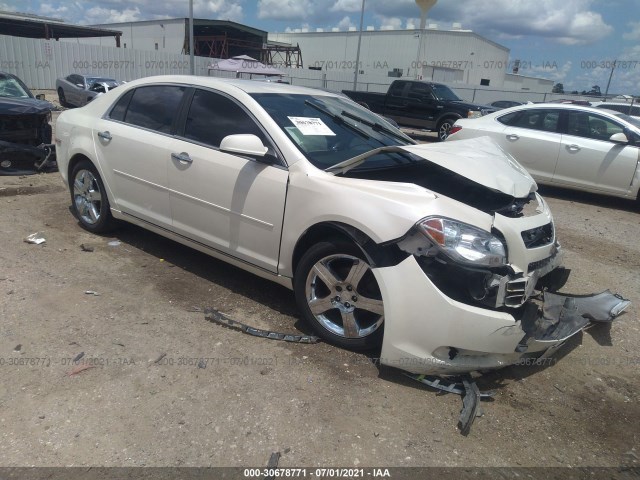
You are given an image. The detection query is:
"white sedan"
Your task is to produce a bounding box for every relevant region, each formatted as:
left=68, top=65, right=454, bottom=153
left=446, top=103, right=640, bottom=204
left=54, top=76, right=628, bottom=375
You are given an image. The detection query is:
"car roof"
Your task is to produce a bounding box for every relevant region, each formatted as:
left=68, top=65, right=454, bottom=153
left=492, top=102, right=640, bottom=126
left=118, top=75, right=342, bottom=97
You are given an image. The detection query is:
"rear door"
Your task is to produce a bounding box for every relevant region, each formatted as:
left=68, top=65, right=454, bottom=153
left=555, top=111, right=639, bottom=195
left=92, top=84, right=187, bottom=227
left=167, top=88, right=289, bottom=272
left=495, top=108, right=563, bottom=183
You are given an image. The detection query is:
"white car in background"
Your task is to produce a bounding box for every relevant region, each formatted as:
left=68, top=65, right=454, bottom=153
left=54, top=76, right=628, bottom=375
left=447, top=103, right=640, bottom=204
left=589, top=101, right=640, bottom=119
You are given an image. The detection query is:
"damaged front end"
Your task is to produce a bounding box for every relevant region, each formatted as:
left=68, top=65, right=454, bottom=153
left=377, top=189, right=630, bottom=375
left=0, top=99, right=57, bottom=175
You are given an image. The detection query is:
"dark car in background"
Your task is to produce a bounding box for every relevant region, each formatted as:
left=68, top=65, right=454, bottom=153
left=56, top=74, right=121, bottom=108
left=343, top=80, right=496, bottom=141
left=0, top=71, right=56, bottom=175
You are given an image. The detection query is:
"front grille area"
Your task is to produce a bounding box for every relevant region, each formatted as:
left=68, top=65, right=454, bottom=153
left=528, top=256, right=554, bottom=273
left=0, top=114, right=49, bottom=146
left=521, top=223, right=554, bottom=248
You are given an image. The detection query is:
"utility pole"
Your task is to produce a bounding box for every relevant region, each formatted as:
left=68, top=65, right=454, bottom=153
left=603, top=60, right=616, bottom=100
left=353, top=0, right=366, bottom=91
left=189, top=0, right=195, bottom=75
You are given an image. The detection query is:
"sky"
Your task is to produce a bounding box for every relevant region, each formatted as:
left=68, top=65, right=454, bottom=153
left=2, top=0, right=639, bottom=94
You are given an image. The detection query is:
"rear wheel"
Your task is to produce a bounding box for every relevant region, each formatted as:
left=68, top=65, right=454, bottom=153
left=437, top=117, right=456, bottom=141
left=70, top=160, right=115, bottom=233
left=294, top=241, right=384, bottom=350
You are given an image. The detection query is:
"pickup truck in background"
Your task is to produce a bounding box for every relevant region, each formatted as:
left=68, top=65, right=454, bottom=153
left=343, top=80, right=496, bottom=141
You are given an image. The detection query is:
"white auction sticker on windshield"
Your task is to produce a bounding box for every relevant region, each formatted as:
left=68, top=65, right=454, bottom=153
left=287, top=116, right=336, bottom=136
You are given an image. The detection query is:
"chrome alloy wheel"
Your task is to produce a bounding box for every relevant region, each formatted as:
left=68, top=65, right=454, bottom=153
left=305, top=254, right=384, bottom=338
left=73, top=169, right=103, bottom=225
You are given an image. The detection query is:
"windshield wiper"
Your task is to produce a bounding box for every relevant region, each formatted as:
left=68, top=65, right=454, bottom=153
left=304, top=100, right=370, bottom=139
left=324, top=145, right=412, bottom=175
left=340, top=110, right=413, bottom=144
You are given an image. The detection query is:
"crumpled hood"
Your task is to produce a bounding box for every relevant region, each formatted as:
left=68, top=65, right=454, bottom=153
left=0, top=97, right=54, bottom=115
left=399, top=136, right=537, bottom=198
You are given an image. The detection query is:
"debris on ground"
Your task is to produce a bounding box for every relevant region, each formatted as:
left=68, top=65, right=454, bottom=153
left=80, top=244, right=94, bottom=252
left=406, top=373, right=494, bottom=436
left=84, top=290, right=100, bottom=296
left=24, top=232, right=46, bottom=245
left=264, top=452, right=281, bottom=479
left=150, top=353, right=167, bottom=365
left=204, top=308, right=319, bottom=344
left=107, top=240, right=121, bottom=247
left=13, top=344, right=21, bottom=352
left=67, top=364, right=94, bottom=376
left=73, top=352, right=85, bottom=363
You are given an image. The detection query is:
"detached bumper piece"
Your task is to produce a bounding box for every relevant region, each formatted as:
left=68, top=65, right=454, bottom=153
left=406, top=373, right=495, bottom=436
left=0, top=139, right=57, bottom=175
left=520, top=290, right=630, bottom=345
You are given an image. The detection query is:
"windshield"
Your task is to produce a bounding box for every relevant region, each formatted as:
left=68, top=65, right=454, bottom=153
left=613, top=112, right=640, bottom=129
left=0, top=76, right=32, bottom=98
left=87, top=78, right=119, bottom=86
left=431, top=84, right=461, bottom=101
left=251, top=93, right=417, bottom=170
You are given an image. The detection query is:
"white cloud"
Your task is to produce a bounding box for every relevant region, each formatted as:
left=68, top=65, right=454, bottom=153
left=329, top=0, right=362, bottom=13
left=377, top=16, right=402, bottom=30
left=336, top=15, right=354, bottom=30
left=194, top=0, right=243, bottom=21
left=623, top=21, right=640, bottom=41
left=85, top=6, right=141, bottom=23
left=257, top=0, right=313, bottom=20
left=39, top=3, right=68, bottom=16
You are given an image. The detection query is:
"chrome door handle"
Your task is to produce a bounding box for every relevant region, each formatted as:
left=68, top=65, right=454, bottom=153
left=97, top=131, right=112, bottom=141
left=506, top=134, right=519, bottom=141
left=171, top=152, right=193, bottom=163
left=567, top=144, right=581, bottom=152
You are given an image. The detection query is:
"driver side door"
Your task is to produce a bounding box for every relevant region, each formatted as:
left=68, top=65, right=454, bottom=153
left=168, top=88, right=289, bottom=272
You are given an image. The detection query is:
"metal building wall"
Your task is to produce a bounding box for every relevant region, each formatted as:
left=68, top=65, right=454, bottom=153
left=269, top=29, right=510, bottom=88
left=0, top=35, right=210, bottom=89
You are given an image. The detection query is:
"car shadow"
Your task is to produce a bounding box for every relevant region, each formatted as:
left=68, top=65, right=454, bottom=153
left=97, top=220, right=306, bottom=324
left=537, top=185, right=639, bottom=213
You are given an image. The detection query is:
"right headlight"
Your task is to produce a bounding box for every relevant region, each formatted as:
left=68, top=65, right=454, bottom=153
left=417, top=217, right=506, bottom=267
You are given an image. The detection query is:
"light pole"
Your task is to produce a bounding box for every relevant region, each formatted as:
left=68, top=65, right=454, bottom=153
left=353, top=0, right=366, bottom=91
left=603, top=60, right=617, bottom=100
left=189, top=0, right=195, bottom=75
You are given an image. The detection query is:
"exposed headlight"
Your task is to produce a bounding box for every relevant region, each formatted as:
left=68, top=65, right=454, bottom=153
left=417, top=217, right=506, bottom=266
left=467, top=110, right=482, bottom=119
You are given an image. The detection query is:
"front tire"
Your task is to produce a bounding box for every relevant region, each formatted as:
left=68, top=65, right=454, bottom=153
left=294, top=241, right=385, bottom=350
left=57, top=88, right=69, bottom=108
left=70, top=160, right=115, bottom=233
left=437, top=117, right=456, bottom=141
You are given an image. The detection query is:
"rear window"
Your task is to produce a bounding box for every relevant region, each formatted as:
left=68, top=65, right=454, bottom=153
left=497, top=109, right=559, bottom=132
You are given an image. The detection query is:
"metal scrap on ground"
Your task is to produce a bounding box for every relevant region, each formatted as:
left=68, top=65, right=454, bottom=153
left=204, top=308, right=320, bottom=344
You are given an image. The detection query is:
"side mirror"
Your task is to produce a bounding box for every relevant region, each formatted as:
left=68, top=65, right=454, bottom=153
left=609, top=132, right=629, bottom=144
left=220, top=134, right=269, bottom=158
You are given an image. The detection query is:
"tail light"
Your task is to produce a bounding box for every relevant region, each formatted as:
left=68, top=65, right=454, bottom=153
left=449, top=125, right=462, bottom=135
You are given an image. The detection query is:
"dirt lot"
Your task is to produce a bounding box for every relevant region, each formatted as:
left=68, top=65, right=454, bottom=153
left=0, top=112, right=639, bottom=471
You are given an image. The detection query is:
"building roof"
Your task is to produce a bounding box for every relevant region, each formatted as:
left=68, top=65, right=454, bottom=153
left=0, top=10, right=122, bottom=41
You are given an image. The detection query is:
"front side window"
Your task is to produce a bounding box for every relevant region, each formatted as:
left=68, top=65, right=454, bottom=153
left=389, top=81, right=406, bottom=97
left=183, top=89, right=266, bottom=148
left=123, top=85, right=186, bottom=134
left=566, top=112, right=624, bottom=141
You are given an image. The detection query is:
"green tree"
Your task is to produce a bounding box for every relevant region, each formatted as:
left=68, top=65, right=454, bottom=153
left=552, top=83, right=564, bottom=94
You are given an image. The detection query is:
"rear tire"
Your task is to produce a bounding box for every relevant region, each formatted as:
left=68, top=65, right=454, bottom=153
left=69, top=160, right=115, bottom=233
left=437, top=117, right=456, bottom=141
left=294, top=241, right=384, bottom=351
left=57, top=88, right=69, bottom=108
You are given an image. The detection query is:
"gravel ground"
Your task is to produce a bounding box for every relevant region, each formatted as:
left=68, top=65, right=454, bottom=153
left=0, top=97, right=638, bottom=473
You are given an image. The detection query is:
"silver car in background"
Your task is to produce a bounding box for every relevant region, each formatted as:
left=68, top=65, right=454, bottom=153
left=56, top=74, right=120, bottom=108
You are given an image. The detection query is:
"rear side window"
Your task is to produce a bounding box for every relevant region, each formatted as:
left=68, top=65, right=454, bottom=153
left=124, top=85, right=186, bottom=134
left=108, top=90, right=134, bottom=122
left=497, top=109, right=559, bottom=132
left=183, top=89, right=265, bottom=148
